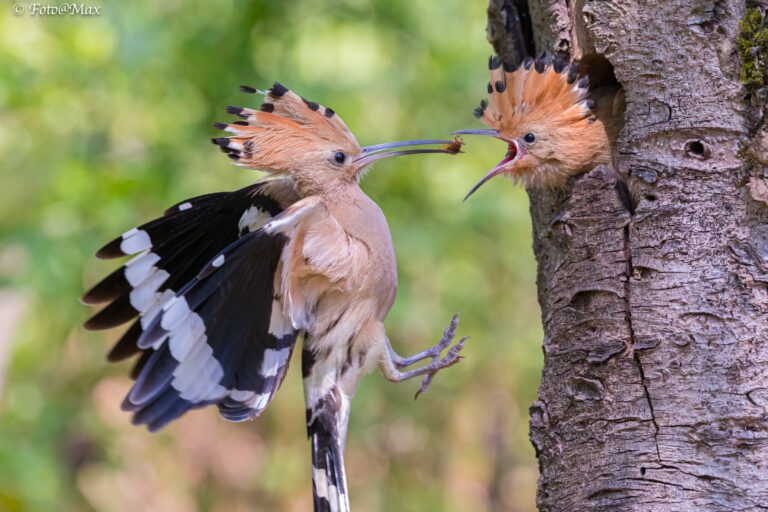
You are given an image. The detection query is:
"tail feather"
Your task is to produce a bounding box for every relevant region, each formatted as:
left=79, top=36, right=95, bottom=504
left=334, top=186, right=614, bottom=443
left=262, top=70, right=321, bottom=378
left=304, top=344, right=351, bottom=512
left=308, top=388, right=350, bottom=512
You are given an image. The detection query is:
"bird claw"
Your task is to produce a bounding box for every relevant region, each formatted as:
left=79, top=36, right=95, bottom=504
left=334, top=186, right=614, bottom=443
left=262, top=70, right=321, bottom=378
left=414, top=313, right=468, bottom=399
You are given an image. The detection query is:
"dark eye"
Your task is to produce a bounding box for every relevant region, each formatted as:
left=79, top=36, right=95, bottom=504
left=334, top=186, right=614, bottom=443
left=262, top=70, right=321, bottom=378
left=333, top=151, right=346, bottom=165
left=523, top=133, right=536, bottom=143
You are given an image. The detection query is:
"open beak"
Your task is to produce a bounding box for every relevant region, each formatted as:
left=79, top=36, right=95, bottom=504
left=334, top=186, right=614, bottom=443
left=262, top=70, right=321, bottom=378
left=355, top=138, right=462, bottom=167
left=451, top=129, right=523, bottom=200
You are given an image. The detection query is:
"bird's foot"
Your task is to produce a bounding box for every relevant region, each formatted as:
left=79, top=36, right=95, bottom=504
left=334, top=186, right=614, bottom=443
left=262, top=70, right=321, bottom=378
left=397, top=313, right=458, bottom=365
left=414, top=328, right=467, bottom=400
left=380, top=313, right=467, bottom=397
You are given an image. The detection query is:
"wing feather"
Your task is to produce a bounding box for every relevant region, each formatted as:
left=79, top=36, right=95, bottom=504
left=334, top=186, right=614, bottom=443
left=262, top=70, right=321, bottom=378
left=83, top=179, right=302, bottom=429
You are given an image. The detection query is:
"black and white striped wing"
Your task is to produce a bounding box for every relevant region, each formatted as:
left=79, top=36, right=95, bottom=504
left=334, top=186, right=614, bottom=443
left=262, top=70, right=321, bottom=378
left=82, top=179, right=300, bottom=430
left=83, top=182, right=288, bottom=351
left=122, top=229, right=296, bottom=430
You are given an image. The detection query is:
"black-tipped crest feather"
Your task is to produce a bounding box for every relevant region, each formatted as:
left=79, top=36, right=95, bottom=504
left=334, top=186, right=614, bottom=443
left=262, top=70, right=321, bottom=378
left=270, top=82, right=288, bottom=98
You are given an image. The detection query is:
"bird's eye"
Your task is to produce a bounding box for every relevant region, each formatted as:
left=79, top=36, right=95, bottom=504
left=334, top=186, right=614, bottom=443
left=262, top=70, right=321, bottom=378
left=523, top=133, right=536, bottom=143
left=333, top=151, right=346, bottom=165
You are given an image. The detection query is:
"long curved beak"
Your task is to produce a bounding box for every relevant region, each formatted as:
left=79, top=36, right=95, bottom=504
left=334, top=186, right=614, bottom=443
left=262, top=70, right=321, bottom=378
left=355, top=139, right=462, bottom=167
left=462, top=159, right=511, bottom=200
left=451, top=129, right=520, bottom=200
left=451, top=129, right=501, bottom=138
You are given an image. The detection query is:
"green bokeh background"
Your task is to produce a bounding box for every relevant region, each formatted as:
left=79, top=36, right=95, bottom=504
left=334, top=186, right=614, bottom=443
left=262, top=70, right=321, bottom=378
left=0, top=1, right=541, bottom=510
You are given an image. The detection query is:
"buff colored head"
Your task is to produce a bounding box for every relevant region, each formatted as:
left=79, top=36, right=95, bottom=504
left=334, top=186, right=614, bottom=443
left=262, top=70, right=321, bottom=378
left=212, top=82, right=461, bottom=197
left=456, top=54, right=616, bottom=199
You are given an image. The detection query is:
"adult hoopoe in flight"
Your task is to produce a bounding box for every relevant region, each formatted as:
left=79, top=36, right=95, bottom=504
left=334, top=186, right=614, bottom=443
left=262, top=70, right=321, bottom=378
left=82, top=82, right=466, bottom=512
left=455, top=54, right=625, bottom=198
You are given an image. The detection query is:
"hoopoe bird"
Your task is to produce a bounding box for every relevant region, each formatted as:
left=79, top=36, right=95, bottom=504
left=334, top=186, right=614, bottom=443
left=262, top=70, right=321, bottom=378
left=82, top=82, right=466, bottom=512
left=455, top=54, right=625, bottom=198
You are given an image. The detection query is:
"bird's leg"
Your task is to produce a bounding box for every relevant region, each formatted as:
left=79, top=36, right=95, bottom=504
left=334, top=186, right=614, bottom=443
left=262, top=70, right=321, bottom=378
left=379, top=313, right=467, bottom=399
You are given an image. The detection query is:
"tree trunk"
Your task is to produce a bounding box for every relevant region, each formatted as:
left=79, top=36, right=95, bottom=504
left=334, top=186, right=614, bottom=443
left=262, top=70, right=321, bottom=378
left=487, top=0, right=768, bottom=510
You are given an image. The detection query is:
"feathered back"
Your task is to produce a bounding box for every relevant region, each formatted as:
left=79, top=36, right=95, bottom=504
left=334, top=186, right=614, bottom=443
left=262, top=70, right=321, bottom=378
left=475, top=54, right=594, bottom=136
left=212, top=82, right=359, bottom=174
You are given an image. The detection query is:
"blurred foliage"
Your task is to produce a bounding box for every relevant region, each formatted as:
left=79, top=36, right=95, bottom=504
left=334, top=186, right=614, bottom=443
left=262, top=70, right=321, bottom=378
left=738, top=7, right=767, bottom=87
left=0, top=1, right=541, bottom=511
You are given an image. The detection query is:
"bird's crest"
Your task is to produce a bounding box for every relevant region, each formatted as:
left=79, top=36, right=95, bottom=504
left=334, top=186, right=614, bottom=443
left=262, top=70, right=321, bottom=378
left=475, top=54, right=594, bottom=136
left=212, top=82, right=359, bottom=172
left=455, top=53, right=621, bottom=193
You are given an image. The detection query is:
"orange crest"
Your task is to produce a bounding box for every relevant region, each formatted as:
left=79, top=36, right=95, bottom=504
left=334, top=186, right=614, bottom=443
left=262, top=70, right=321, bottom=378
left=455, top=54, right=622, bottom=194
left=475, top=55, right=594, bottom=137
left=212, top=82, right=359, bottom=174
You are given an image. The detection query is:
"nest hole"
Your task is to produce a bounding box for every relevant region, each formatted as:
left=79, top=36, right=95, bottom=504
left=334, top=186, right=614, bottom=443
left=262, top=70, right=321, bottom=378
left=684, top=139, right=713, bottom=159
left=579, top=54, right=620, bottom=89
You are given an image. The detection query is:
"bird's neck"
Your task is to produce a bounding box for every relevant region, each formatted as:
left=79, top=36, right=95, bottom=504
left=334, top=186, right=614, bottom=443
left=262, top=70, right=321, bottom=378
left=319, top=182, right=365, bottom=203
left=291, top=174, right=356, bottom=200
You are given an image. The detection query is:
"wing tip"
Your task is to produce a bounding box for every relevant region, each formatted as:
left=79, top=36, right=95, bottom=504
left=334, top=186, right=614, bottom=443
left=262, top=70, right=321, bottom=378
left=106, top=322, right=143, bottom=362
left=83, top=314, right=115, bottom=331
left=95, top=239, right=126, bottom=259
left=80, top=291, right=97, bottom=306
left=82, top=302, right=136, bottom=331
left=106, top=346, right=135, bottom=363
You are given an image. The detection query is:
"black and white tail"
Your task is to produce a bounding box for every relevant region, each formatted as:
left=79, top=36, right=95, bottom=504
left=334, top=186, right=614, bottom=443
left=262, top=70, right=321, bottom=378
left=82, top=180, right=300, bottom=430
left=303, top=348, right=351, bottom=512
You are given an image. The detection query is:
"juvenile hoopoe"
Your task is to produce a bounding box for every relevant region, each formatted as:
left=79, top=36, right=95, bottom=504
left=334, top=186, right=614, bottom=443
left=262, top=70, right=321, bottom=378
left=455, top=54, right=625, bottom=197
left=82, top=82, right=466, bottom=512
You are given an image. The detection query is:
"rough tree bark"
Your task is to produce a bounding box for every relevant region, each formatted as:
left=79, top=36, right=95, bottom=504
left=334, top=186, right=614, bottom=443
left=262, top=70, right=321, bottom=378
left=488, top=0, right=768, bottom=510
